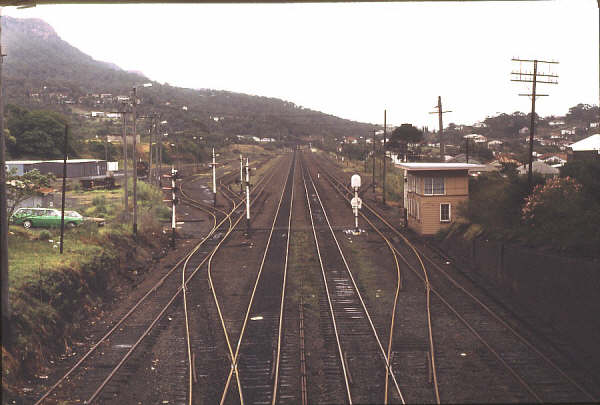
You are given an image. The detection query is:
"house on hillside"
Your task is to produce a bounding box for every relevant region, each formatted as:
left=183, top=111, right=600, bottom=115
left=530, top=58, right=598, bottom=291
left=539, top=153, right=567, bottom=167
left=519, top=127, right=530, bottom=135
left=463, top=134, right=487, bottom=143
left=107, top=134, right=140, bottom=144
left=487, top=140, right=503, bottom=149
left=397, top=163, right=485, bottom=236
left=517, top=161, right=559, bottom=177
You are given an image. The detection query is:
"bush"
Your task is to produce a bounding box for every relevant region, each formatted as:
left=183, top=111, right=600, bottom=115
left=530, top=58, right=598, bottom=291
left=521, top=176, right=600, bottom=256
left=127, top=179, right=163, bottom=206
left=38, top=230, right=51, bottom=241
left=92, top=195, right=106, bottom=207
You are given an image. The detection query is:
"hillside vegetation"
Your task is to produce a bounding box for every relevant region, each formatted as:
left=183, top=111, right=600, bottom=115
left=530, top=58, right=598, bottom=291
left=2, top=16, right=378, bottom=150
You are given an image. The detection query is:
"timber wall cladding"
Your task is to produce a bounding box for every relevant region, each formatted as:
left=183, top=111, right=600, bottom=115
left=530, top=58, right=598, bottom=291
left=439, top=235, right=600, bottom=370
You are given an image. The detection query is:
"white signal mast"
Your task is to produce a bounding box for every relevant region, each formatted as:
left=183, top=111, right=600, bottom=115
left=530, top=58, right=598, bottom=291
left=245, top=158, right=251, bottom=234
left=209, top=147, right=217, bottom=209
left=350, top=174, right=362, bottom=235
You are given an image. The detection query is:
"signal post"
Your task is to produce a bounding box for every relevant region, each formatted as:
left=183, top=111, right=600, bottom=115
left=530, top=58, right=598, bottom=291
left=350, top=174, right=362, bottom=235
left=162, top=166, right=179, bottom=248
left=209, top=148, right=218, bottom=210
left=245, top=158, right=251, bottom=236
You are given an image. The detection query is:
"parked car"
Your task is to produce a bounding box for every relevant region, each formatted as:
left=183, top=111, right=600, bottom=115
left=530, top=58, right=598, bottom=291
left=65, top=210, right=105, bottom=227
left=10, top=208, right=84, bottom=229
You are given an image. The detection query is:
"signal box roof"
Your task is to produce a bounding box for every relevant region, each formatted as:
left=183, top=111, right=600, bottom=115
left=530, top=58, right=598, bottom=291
left=397, top=162, right=486, bottom=171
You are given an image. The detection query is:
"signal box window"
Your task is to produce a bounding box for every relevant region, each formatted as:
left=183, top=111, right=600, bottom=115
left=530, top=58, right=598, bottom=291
left=440, top=203, right=451, bottom=222
left=425, top=177, right=445, bottom=195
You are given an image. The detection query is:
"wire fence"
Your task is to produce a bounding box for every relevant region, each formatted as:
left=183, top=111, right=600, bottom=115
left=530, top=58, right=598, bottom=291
left=439, top=234, right=600, bottom=367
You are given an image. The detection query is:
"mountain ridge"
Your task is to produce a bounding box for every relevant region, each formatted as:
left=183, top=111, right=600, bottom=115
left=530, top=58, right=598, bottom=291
left=1, top=15, right=377, bottom=141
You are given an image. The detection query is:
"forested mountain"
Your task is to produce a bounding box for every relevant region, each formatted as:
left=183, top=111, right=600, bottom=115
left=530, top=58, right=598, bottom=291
left=2, top=16, right=377, bottom=143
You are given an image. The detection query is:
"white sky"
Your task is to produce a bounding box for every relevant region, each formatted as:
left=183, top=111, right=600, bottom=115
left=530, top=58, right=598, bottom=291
left=4, top=0, right=599, bottom=128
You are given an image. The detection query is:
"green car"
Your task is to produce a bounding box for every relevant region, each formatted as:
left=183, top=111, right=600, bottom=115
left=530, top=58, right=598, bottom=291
left=10, top=208, right=84, bottom=229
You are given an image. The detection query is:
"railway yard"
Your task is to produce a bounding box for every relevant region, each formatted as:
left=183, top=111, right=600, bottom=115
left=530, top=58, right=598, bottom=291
left=18, top=149, right=600, bottom=404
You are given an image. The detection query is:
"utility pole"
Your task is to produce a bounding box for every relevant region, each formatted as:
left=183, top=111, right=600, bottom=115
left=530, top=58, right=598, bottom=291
left=1, top=9, right=10, bottom=328
left=372, top=129, right=376, bottom=193
left=59, top=124, right=68, bottom=255
left=121, top=105, right=129, bottom=217
left=149, top=115, right=154, bottom=186
left=382, top=110, right=387, bottom=205
left=239, top=153, right=244, bottom=195
left=130, top=83, right=152, bottom=237
left=429, top=96, right=452, bottom=162
left=131, top=87, right=138, bottom=237
left=158, top=133, right=163, bottom=186
left=465, top=137, right=469, bottom=163
left=245, top=157, right=251, bottom=235
left=511, top=58, right=558, bottom=191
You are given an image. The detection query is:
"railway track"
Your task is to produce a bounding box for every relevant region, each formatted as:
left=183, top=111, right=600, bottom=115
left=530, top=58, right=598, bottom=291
left=310, top=151, right=598, bottom=404
left=211, top=151, right=296, bottom=405
left=299, top=153, right=406, bottom=404
left=32, top=156, right=281, bottom=404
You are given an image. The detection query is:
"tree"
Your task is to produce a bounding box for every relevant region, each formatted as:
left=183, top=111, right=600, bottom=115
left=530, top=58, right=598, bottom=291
left=6, top=169, right=55, bottom=218
left=559, top=159, right=600, bottom=201
left=521, top=176, right=600, bottom=256
left=565, top=103, right=599, bottom=125
left=6, top=105, right=76, bottom=159
left=387, top=124, right=423, bottom=161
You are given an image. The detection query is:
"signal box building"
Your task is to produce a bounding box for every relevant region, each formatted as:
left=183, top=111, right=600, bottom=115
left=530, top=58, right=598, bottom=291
left=397, top=163, right=484, bottom=236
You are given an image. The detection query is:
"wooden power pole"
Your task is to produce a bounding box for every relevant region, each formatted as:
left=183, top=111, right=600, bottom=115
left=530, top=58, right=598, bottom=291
left=511, top=58, right=558, bottom=191
left=372, top=129, right=376, bottom=193
left=429, top=96, right=452, bottom=162
left=0, top=10, right=10, bottom=328
left=382, top=110, right=387, bottom=205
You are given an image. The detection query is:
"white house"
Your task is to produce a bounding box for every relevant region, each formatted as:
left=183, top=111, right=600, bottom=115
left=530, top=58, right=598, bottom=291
left=548, top=120, right=565, bottom=126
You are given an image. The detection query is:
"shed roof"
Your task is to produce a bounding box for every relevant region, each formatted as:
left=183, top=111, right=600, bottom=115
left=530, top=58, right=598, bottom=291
left=6, top=160, right=43, bottom=165
left=396, top=162, right=485, bottom=171
left=43, top=159, right=106, bottom=163
left=569, top=134, right=600, bottom=152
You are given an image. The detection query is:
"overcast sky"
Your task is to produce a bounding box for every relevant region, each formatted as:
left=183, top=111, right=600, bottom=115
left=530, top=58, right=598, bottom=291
left=4, top=0, right=599, bottom=128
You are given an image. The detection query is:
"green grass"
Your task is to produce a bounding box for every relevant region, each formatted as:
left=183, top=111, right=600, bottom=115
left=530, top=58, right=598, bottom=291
left=3, top=182, right=170, bottom=392
left=7, top=225, right=107, bottom=290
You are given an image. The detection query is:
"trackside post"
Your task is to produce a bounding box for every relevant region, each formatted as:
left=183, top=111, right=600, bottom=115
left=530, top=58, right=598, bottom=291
left=350, top=174, right=362, bottom=235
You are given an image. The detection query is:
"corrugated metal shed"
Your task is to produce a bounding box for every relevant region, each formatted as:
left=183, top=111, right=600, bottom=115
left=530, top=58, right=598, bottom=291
left=5, top=160, right=42, bottom=176
left=5, top=159, right=107, bottom=179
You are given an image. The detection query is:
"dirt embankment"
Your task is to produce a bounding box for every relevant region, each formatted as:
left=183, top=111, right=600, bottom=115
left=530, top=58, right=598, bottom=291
left=2, top=226, right=170, bottom=397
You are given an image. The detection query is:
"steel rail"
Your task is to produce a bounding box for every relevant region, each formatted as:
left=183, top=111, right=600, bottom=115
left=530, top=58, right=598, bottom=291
left=310, top=156, right=440, bottom=403
left=207, top=156, right=288, bottom=405
left=181, top=175, right=236, bottom=405
left=33, top=174, right=231, bottom=405
left=218, top=153, right=295, bottom=405
left=342, top=181, right=591, bottom=401
left=35, top=158, right=262, bottom=404
left=87, top=157, right=282, bottom=404
left=271, top=154, right=296, bottom=405
left=302, top=155, right=406, bottom=403
left=304, top=153, right=408, bottom=404
left=182, top=156, right=284, bottom=405
left=316, top=154, right=595, bottom=403
left=300, top=159, right=353, bottom=404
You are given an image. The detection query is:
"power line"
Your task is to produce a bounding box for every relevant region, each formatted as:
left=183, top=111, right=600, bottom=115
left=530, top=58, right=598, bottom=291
left=429, top=96, right=452, bottom=161
left=511, top=57, right=559, bottom=191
